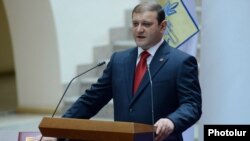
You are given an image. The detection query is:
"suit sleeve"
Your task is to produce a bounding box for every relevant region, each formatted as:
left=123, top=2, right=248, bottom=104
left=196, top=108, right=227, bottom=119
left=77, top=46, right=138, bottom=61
left=62, top=53, right=116, bottom=119
left=167, top=55, right=202, bottom=133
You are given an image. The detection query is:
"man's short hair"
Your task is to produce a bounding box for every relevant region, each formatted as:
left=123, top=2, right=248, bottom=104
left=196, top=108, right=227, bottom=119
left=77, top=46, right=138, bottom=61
left=132, top=2, right=166, bottom=24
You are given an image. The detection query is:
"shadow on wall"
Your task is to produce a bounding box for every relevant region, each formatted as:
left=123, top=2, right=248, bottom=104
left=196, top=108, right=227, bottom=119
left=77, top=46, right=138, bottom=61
left=0, top=0, right=17, bottom=113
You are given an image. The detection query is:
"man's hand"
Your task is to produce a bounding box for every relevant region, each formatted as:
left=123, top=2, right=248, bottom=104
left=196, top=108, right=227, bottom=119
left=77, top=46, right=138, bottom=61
left=154, top=118, right=175, bottom=141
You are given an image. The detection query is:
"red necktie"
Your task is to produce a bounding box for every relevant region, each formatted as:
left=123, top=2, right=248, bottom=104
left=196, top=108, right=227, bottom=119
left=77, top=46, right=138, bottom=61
left=133, top=51, right=150, bottom=94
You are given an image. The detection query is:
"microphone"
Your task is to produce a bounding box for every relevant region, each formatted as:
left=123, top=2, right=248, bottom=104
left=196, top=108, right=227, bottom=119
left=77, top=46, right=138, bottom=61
left=51, top=61, right=106, bottom=118
left=147, top=63, right=155, bottom=141
left=39, top=61, right=106, bottom=141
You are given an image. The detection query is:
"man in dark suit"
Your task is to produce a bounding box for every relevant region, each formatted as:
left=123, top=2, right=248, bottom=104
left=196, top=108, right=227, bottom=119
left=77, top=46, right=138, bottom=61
left=62, top=2, right=202, bottom=141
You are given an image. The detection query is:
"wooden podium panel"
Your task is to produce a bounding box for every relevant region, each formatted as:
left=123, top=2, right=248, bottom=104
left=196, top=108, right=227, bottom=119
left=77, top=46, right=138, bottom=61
left=39, top=117, right=154, bottom=141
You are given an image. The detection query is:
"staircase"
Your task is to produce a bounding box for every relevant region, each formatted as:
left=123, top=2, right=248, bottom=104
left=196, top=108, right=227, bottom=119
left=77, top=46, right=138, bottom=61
left=61, top=0, right=202, bottom=122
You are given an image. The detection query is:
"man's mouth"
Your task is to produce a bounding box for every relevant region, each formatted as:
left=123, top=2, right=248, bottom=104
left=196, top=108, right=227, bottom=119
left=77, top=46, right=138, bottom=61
left=137, top=36, right=146, bottom=39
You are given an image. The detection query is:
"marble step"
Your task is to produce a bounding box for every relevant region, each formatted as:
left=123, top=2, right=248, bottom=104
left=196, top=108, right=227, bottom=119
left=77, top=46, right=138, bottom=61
left=112, top=40, right=136, bottom=52
left=109, top=9, right=133, bottom=43
left=109, top=27, right=133, bottom=43
left=92, top=40, right=136, bottom=65
left=93, top=45, right=112, bottom=63
left=94, top=40, right=136, bottom=58
left=76, top=62, right=107, bottom=80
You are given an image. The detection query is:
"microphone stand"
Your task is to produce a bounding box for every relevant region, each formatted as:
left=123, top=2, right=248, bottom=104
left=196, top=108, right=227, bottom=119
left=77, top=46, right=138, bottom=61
left=147, top=64, right=155, bottom=141
left=51, top=61, right=105, bottom=118
left=39, top=61, right=106, bottom=141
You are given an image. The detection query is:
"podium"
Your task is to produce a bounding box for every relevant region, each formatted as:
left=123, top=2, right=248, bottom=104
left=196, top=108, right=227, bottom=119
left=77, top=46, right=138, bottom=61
left=39, top=117, right=154, bottom=141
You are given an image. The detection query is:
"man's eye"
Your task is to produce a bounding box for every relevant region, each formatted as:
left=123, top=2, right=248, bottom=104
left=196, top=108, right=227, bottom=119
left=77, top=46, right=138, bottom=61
left=133, top=23, right=138, bottom=27
left=143, top=23, right=151, bottom=27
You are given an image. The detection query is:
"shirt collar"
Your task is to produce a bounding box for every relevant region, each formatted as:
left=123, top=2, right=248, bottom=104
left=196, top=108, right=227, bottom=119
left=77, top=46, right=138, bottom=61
left=137, top=38, right=164, bottom=57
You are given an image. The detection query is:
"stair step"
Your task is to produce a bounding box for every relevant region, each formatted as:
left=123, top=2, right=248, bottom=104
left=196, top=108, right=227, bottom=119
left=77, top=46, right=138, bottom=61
left=76, top=64, right=98, bottom=78
left=112, top=40, right=136, bottom=52
left=109, top=27, right=133, bottom=43
left=93, top=45, right=112, bottom=63
left=77, top=62, right=106, bottom=79
left=80, top=77, right=99, bottom=84
left=113, top=40, right=135, bottom=46
left=62, top=81, right=80, bottom=97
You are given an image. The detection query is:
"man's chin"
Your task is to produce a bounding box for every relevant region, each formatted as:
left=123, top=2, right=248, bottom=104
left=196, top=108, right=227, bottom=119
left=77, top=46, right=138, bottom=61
left=136, top=42, right=146, bottom=48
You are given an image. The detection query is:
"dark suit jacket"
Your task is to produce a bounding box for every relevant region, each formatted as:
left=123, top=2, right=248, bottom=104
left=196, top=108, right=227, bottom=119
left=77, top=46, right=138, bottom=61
left=63, top=41, right=202, bottom=141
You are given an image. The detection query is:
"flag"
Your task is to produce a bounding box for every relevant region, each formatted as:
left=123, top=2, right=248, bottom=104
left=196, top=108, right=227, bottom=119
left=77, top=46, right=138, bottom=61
left=159, top=0, right=199, bottom=56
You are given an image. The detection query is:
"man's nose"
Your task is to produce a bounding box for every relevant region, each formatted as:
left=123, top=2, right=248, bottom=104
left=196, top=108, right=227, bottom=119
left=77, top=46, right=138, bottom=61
left=136, top=24, right=144, bottom=32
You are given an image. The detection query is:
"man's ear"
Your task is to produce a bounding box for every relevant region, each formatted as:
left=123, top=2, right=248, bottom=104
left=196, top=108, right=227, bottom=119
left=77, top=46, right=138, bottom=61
left=160, top=20, right=167, bottom=33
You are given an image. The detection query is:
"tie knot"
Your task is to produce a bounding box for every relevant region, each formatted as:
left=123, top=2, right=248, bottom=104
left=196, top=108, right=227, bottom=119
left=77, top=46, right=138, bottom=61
left=140, top=51, right=150, bottom=60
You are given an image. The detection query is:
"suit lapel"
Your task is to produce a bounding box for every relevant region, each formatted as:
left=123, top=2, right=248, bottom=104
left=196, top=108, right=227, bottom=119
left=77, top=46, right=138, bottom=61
left=129, top=41, right=170, bottom=107
left=149, top=41, right=170, bottom=78
left=125, top=48, right=138, bottom=100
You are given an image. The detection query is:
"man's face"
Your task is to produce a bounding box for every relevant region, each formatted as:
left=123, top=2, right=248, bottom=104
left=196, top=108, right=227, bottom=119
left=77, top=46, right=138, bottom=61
left=132, top=11, right=166, bottom=50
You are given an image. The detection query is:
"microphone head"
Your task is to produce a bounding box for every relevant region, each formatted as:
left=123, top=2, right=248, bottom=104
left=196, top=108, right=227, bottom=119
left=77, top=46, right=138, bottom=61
left=98, top=61, right=106, bottom=66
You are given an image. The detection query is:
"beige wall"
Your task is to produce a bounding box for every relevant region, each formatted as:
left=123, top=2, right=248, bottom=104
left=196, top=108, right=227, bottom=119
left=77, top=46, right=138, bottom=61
left=3, top=0, right=62, bottom=113
left=2, top=0, right=139, bottom=114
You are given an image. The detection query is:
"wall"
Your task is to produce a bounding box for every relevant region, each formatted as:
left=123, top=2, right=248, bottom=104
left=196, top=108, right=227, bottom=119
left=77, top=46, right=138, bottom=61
left=199, top=0, right=250, bottom=140
left=50, top=0, right=139, bottom=82
left=3, top=0, right=62, bottom=112
left=3, top=0, right=139, bottom=112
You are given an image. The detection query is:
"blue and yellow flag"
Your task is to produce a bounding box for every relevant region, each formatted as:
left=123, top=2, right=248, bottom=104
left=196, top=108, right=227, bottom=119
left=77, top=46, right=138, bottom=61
left=159, top=0, right=199, bottom=48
